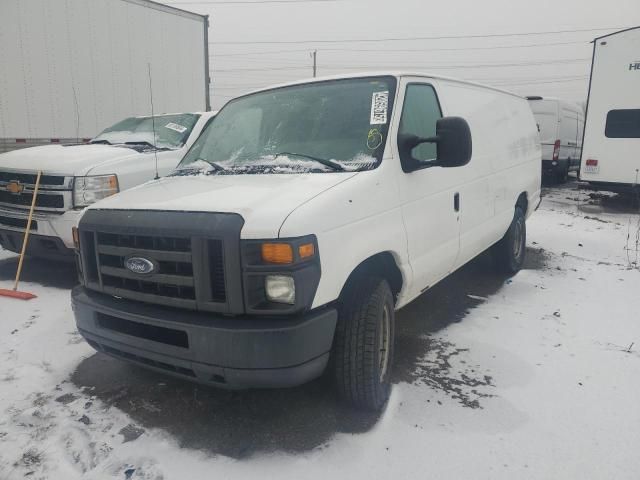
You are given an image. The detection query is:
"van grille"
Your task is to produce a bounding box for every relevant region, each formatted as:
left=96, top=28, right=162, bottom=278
left=78, top=210, right=244, bottom=314
left=85, top=231, right=226, bottom=310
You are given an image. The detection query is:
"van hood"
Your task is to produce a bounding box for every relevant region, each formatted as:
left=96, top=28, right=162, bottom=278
left=89, top=173, right=358, bottom=238
left=0, top=144, right=147, bottom=176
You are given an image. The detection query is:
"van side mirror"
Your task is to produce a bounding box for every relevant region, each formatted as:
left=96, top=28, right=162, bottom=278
left=434, top=116, right=472, bottom=168
left=398, top=116, right=472, bottom=171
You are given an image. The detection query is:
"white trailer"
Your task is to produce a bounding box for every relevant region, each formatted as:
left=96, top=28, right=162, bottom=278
left=0, top=0, right=210, bottom=153
left=580, top=26, right=640, bottom=192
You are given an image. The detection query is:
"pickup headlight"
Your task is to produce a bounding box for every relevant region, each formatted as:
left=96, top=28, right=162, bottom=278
left=73, top=175, right=119, bottom=208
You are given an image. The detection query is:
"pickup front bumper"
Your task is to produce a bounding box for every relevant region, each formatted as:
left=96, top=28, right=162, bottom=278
left=0, top=206, right=81, bottom=258
left=72, top=286, right=338, bottom=389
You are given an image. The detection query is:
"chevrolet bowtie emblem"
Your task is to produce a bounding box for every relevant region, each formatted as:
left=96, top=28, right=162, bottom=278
left=6, top=181, right=24, bottom=195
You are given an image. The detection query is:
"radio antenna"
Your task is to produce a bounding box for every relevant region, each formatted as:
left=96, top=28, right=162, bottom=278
left=72, top=85, right=80, bottom=143
left=147, top=63, right=160, bottom=180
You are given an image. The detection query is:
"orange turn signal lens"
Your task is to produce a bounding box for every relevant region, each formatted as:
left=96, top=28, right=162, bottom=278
left=261, top=243, right=294, bottom=264
left=72, top=227, right=80, bottom=249
left=298, top=243, right=315, bottom=259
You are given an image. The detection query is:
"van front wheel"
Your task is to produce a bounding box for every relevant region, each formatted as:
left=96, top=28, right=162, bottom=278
left=492, top=206, right=526, bottom=275
left=333, top=276, right=395, bottom=411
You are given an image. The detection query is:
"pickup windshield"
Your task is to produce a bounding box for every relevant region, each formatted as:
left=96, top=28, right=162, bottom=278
left=178, top=76, right=397, bottom=174
left=92, top=113, right=200, bottom=149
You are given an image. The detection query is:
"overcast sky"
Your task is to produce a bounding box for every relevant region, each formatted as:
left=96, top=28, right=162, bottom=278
left=166, top=0, right=640, bottom=110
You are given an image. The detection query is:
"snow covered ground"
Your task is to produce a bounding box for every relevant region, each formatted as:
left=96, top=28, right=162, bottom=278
left=1, top=179, right=639, bottom=479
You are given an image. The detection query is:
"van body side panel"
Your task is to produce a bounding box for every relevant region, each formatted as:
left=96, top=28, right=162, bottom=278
left=436, top=82, right=507, bottom=266
left=277, top=164, right=411, bottom=310
left=489, top=96, right=541, bottom=219
left=581, top=28, right=640, bottom=185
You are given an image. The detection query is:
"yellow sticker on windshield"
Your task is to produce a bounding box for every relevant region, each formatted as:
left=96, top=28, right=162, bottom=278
left=367, top=129, right=383, bottom=150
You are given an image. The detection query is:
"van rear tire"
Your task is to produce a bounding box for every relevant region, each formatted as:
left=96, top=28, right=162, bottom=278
left=492, top=206, right=526, bottom=275
left=333, top=276, right=395, bottom=411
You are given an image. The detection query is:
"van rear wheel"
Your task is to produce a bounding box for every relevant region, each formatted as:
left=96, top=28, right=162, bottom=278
left=492, top=206, right=526, bottom=275
left=333, top=276, right=395, bottom=411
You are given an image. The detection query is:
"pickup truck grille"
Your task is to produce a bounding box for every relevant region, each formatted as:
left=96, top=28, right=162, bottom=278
left=0, top=170, right=71, bottom=213
left=0, top=171, right=66, bottom=186
left=0, top=190, right=64, bottom=209
left=79, top=210, right=244, bottom=314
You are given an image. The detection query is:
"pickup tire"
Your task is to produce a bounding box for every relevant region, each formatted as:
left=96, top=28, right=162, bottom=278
left=492, top=206, right=526, bottom=275
left=333, top=276, right=395, bottom=411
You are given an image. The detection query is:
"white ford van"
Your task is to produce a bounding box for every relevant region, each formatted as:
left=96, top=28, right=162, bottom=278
left=0, top=112, right=216, bottom=260
left=72, top=73, right=541, bottom=410
left=527, top=96, right=584, bottom=182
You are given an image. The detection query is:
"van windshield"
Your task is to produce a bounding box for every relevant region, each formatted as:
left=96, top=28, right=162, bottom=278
left=177, top=76, right=397, bottom=175
left=92, top=113, right=200, bottom=149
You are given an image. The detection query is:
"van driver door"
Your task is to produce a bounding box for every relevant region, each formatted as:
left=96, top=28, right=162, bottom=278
left=392, top=79, right=461, bottom=299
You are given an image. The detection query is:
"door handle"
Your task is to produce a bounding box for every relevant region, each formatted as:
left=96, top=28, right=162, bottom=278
left=454, top=192, right=460, bottom=212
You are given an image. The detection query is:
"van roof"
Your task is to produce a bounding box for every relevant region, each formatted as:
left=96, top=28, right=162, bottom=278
left=592, top=25, right=640, bottom=41
left=238, top=72, right=525, bottom=100
left=527, top=97, right=584, bottom=114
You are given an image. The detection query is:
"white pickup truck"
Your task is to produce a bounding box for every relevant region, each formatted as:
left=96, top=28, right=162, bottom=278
left=72, top=73, right=540, bottom=411
left=0, top=112, right=216, bottom=260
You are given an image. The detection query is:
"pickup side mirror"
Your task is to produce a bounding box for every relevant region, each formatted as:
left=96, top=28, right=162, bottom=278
left=398, top=116, right=472, bottom=171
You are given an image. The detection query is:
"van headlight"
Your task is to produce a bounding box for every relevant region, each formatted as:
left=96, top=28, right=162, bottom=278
left=265, top=275, right=296, bottom=304
left=73, top=175, right=119, bottom=208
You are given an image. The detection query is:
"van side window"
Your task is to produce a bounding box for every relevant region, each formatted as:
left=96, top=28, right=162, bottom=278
left=605, top=109, right=640, bottom=138
left=398, top=84, right=442, bottom=168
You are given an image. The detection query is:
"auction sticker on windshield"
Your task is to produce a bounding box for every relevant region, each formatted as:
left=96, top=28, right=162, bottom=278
left=370, top=91, right=389, bottom=125
left=165, top=123, right=188, bottom=133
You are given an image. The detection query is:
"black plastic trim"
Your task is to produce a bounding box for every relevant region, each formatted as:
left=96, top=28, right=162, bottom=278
left=79, top=209, right=245, bottom=314
left=72, top=285, right=337, bottom=388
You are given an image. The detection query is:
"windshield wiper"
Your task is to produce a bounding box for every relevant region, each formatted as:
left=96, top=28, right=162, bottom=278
left=176, top=158, right=227, bottom=174
left=273, top=152, right=345, bottom=171
left=123, top=141, right=173, bottom=151
left=124, top=140, right=155, bottom=147
left=90, top=139, right=111, bottom=145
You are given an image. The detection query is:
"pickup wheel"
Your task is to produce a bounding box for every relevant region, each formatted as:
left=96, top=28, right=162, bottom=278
left=492, top=206, right=526, bottom=275
left=333, top=276, right=395, bottom=411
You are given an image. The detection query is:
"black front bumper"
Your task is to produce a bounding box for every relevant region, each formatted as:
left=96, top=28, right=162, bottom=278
left=72, top=286, right=337, bottom=389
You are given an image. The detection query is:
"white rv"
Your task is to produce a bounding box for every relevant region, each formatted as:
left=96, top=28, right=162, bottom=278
left=527, top=97, right=584, bottom=182
left=580, top=26, right=640, bottom=192
left=72, top=73, right=541, bottom=411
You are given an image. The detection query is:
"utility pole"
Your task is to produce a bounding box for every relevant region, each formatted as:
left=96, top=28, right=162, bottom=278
left=312, top=50, right=317, bottom=77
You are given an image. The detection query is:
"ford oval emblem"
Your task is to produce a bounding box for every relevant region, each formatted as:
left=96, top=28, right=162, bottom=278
left=125, top=257, right=155, bottom=275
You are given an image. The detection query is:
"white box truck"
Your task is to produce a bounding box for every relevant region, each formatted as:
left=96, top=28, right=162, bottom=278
left=72, top=73, right=541, bottom=411
left=0, top=0, right=211, bottom=153
left=527, top=96, right=584, bottom=183
left=580, top=26, right=640, bottom=192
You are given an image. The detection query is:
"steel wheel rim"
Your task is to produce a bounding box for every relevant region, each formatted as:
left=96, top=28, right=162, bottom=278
left=379, top=304, right=390, bottom=382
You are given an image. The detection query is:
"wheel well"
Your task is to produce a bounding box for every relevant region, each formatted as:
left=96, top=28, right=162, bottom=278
left=340, top=252, right=403, bottom=304
left=516, top=192, right=528, bottom=214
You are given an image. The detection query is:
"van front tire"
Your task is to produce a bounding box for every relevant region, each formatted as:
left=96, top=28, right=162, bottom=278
left=492, top=206, right=526, bottom=275
left=333, top=276, right=395, bottom=411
